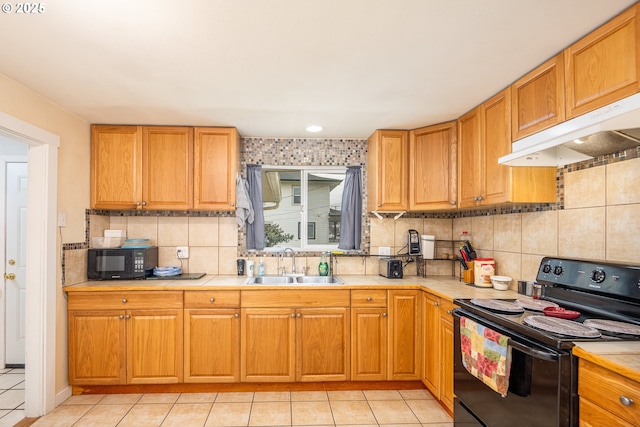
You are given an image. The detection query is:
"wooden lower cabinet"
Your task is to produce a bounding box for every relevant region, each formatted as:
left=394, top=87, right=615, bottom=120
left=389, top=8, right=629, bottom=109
left=421, top=291, right=457, bottom=413
left=351, top=290, right=388, bottom=381
left=578, top=358, right=640, bottom=427
left=388, top=290, right=421, bottom=380
left=68, top=291, right=183, bottom=386
left=68, top=310, right=126, bottom=385
left=240, top=304, right=350, bottom=382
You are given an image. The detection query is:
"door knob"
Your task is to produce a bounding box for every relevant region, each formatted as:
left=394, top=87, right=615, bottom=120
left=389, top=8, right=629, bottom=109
left=4, top=273, right=15, bottom=280
left=8, top=259, right=15, bottom=265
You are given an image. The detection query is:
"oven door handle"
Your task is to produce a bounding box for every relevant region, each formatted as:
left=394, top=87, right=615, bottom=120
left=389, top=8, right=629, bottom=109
left=508, top=339, right=558, bottom=362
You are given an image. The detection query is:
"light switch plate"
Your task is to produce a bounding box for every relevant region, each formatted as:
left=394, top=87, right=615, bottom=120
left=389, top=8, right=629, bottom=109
left=378, top=246, right=391, bottom=256
left=57, top=211, right=66, bottom=227
left=176, top=246, right=189, bottom=259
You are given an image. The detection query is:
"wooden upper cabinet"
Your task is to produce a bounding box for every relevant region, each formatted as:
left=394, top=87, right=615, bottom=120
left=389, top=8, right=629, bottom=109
left=91, top=125, right=143, bottom=210
left=409, top=122, right=457, bottom=210
left=484, top=89, right=513, bottom=205
left=194, top=127, right=240, bottom=210
left=142, top=126, right=194, bottom=210
left=511, top=53, right=565, bottom=141
left=367, top=130, right=409, bottom=212
left=457, top=106, right=483, bottom=208
left=565, top=3, right=640, bottom=119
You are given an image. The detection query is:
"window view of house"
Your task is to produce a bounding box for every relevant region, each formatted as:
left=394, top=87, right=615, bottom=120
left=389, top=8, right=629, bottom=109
left=262, top=167, right=346, bottom=250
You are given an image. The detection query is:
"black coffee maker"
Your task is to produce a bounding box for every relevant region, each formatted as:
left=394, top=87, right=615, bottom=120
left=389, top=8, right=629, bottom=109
left=408, top=229, right=421, bottom=255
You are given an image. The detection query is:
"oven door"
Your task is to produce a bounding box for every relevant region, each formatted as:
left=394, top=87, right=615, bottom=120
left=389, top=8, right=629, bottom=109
left=453, top=309, right=576, bottom=427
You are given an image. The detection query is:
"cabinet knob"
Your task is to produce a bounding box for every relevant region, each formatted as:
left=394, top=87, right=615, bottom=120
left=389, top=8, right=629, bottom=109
left=367, top=297, right=372, bottom=301
left=377, top=203, right=381, bottom=207
left=234, top=313, right=239, bottom=318
left=141, top=201, right=147, bottom=206
left=119, top=315, right=124, bottom=320
left=382, top=312, right=388, bottom=317
left=122, top=298, right=127, bottom=304
left=210, top=297, right=215, bottom=303
left=620, top=396, right=634, bottom=406
left=447, top=309, right=452, bottom=315
left=136, top=201, right=141, bottom=206
left=434, top=301, right=439, bottom=306
left=125, top=314, right=130, bottom=319
left=291, top=313, right=295, bottom=318
left=450, top=201, right=456, bottom=205
left=230, top=202, right=235, bottom=207
left=297, top=313, right=301, bottom=318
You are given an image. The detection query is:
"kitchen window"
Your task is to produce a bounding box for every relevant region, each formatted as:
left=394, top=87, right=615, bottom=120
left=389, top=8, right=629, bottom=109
left=262, top=166, right=345, bottom=251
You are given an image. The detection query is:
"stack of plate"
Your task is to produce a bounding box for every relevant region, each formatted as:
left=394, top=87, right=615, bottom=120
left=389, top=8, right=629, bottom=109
left=121, top=238, right=151, bottom=248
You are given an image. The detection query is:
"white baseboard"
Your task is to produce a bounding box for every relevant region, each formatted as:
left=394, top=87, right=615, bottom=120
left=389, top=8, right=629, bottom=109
left=55, top=385, right=72, bottom=406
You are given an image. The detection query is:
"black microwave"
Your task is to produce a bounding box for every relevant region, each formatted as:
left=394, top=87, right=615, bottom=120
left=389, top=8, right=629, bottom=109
left=87, top=247, right=158, bottom=280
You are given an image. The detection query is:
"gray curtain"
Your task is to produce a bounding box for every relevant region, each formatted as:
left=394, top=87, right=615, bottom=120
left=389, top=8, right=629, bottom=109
left=246, top=164, right=265, bottom=250
left=338, top=166, right=362, bottom=250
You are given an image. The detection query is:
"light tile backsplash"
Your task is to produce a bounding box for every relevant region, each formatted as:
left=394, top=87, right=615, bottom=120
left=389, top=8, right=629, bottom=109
left=62, top=148, right=640, bottom=289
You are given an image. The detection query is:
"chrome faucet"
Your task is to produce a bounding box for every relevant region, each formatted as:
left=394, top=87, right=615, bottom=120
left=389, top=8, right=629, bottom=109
left=282, top=247, right=296, bottom=274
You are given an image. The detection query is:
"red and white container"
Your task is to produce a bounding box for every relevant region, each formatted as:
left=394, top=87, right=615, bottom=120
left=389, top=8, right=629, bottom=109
left=474, top=258, right=495, bottom=287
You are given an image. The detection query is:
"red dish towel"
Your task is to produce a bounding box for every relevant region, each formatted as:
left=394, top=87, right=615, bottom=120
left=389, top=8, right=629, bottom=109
left=460, top=316, right=512, bottom=396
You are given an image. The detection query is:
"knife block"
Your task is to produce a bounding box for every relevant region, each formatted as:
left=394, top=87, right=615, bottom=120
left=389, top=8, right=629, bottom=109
left=463, top=262, right=474, bottom=284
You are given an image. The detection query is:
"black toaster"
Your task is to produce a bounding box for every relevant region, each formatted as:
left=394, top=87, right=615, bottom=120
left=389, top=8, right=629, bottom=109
left=379, top=257, right=403, bottom=279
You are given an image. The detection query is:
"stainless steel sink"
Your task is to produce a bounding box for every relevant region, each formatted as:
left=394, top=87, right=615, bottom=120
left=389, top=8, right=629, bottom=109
left=247, top=276, right=295, bottom=284
left=246, top=276, right=344, bottom=285
left=296, top=276, right=344, bottom=284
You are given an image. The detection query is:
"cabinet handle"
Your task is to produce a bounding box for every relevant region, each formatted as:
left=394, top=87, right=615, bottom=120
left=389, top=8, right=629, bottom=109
left=450, top=201, right=456, bottom=205
left=230, top=202, right=235, bottom=207
left=141, top=201, right=147, bottom=206
left=367, top=297, right=372, bottom=301
left=136, top=202, right=141, bottom=206
left=434, top=301, right=439, bottom=306
left=234, top=313, right=239, bottom=318
left=291, top=313, right=295, bottom=318
left=620, top=396, right=634, bottom=406
left=447, top=309, right=452, bottom=315
left=119, top=315, right=124, bottom=320
left=382, top=312, right=387, bottom=317
left=122, top=298, right=127, bottom=304
left=125, top=314, right=130, bottom=319
left=210, top=297, right=215, bottom=303
left=297, top=313, right=301, bottom=318
left=377, top=203, right=381, bottom=207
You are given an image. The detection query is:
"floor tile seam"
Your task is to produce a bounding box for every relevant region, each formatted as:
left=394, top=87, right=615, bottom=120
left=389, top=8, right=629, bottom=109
left=111, top=400, right=148, bottom=427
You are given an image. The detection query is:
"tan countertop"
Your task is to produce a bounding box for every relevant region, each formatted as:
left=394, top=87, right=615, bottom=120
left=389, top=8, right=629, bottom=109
left=64, top=274, right=521, bottom=302
left=573, top=341, right=640, bottom=383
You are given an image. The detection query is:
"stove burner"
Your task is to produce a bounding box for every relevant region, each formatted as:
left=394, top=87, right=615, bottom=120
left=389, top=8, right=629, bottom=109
left=583, top=319, right=640, bottom=336
left=470, top=299, right=524, bottom=313
left=524, top=315, right=601, bottom=338
left=514, top=298, right=559, bottom=312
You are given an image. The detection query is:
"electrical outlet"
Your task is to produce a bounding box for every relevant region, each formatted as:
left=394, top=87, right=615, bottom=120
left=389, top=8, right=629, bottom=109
left=378, top=246, right=391, bottom=256
left=57, top=211, right=66, bottom=227
left=176, top=246, right=189, bottom=259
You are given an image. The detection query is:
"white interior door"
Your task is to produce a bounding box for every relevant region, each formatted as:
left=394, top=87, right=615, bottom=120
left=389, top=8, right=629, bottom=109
left=5, top=162, right=27, bottom=366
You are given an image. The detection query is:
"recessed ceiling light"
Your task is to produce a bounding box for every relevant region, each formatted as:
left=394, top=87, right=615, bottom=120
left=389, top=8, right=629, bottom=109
left=305, top=125, right=323, bottom=133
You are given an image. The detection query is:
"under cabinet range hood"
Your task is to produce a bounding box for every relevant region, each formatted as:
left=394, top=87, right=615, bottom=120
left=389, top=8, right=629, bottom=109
left=499, top=92, right=640, bottom=166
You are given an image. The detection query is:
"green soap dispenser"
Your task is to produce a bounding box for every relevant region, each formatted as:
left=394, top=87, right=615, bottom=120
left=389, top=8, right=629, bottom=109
left=318, top=252, right=329, bottom=276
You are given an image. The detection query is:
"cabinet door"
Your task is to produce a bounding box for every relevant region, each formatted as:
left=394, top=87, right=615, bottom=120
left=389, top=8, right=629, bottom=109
left=511, top=53, right=565, bottom=140
left=142, top=126, right=194, bottom=210
left=296, top=308, right=350, bottom=382
left=90, top=125, right=142, bottom=209
left=367, top=130, right=408, bottom=211
left=457, top=107, right=483, bottom=208
left=421, top=292, right=440, bottom=397
left=565, top=4, right=640, bottom=118
left=409, top=122, right=457, bottom=210
left=127, top=309, right=184, bottom=384
left=483, top=89, right=512, bottom=205
left=351, top=307, right=387, bottom=381
left=68, top=310, right=126, bottom=385
left=241, top=308, right=296, bottom=382
left=388, top=290, right=421, bottom=380
left=440, top=301, right=456, bottom=414
left=184, top=309, right=240, bottom=383
left=194, top=127, right=240, bottom=210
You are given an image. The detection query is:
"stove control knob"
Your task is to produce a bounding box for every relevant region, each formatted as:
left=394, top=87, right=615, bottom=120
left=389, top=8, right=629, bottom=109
left=591, top=269, right=606, bottom=283
left=542, top=264, right=552, bottom=274
left=553, top=266, right=564, bottom=276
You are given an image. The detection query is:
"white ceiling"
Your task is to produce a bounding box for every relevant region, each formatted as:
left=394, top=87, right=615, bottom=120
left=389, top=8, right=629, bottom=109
left=0, top=0, right=636, bottom=138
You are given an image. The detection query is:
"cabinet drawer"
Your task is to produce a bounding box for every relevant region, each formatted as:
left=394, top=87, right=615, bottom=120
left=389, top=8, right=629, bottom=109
left=351, top=290, right=387, bottom=307
left=579, top=359, right=640, bottom=426
left=579, top=397, right=635, bottom=427
left=184, top=290, right=240, bottom=308
left=68, top=291, right=183, bottom=310
left=439, top=299, right=457, bottom=318
left=241, top=290, right=350, bottom=307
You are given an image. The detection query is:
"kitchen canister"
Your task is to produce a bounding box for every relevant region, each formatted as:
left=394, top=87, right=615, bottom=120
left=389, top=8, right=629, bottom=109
left=420, top=235, right=435, bottom=259
left=474, top=258, right=495, bottom=287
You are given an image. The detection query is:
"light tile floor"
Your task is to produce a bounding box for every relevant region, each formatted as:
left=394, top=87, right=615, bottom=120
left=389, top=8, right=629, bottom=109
left=30, top=389, right=453, bottom=427
left=0, top=368, right=26, bottom=427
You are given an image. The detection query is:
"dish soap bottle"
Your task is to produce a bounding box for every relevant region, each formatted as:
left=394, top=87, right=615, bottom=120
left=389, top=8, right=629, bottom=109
left=318, top=253, right=329, bottom=276
left=257, top=259, right=265, bottom=277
